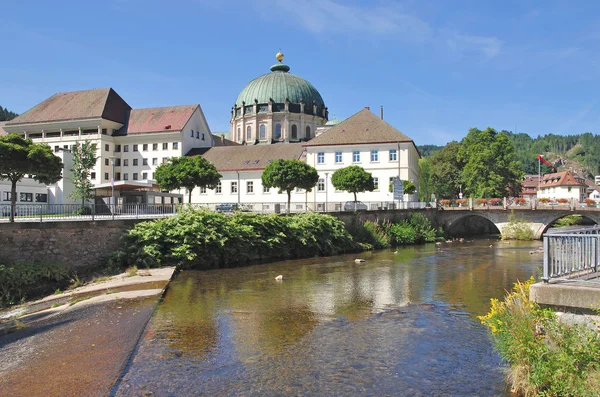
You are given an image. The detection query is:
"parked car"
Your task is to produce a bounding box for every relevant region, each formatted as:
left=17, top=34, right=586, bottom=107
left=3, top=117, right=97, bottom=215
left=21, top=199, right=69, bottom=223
left=215, top=203, right=239, bottom=212
left=344, top=201, right=368, bottom=211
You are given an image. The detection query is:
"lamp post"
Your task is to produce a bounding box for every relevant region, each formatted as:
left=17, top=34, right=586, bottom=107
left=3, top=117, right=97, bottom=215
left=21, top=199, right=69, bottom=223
left=324, top=172, right=329, bottom=212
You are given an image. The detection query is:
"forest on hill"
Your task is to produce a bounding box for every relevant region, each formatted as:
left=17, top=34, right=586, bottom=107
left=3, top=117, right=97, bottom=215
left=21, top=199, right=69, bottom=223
left=0, top=106, right=18, bottom=121
left=418, top=131, right=600, bottom=178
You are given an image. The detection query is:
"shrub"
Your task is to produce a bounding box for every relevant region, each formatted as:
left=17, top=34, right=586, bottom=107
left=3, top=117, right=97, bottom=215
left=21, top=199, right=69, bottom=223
left=479, top=278, right=600, bottom=397
left=109, top=209, right=361, bottom=270
left=72, top=206, right=92, bottom=215
left=0, top=262, right=71, bottom=307
left=388, top=221, right=416, bottom=244
left=501, top=211, right=534, bottom=240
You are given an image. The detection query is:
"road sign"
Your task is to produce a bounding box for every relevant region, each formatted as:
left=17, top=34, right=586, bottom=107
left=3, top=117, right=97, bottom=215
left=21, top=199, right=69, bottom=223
left=392, top=178, right=404, bottom=201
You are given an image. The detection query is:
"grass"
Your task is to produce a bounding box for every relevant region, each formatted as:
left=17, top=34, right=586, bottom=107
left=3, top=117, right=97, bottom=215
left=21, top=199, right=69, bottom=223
left=69, top=296, right=92, bottom=307
left=91, top=275, right=111, bottom=284
left=125, top=266, right=138, bottom=277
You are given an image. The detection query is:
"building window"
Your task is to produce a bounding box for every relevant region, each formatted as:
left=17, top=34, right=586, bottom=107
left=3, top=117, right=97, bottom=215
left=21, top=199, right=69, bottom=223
left=124, top=145, right=129, bottom=152
left=133, top=144, right=138, bottom=152
left=237, top=127, right=241, bottom=142
left=317, top=178, right=325, bottom=191
left=105, top=158, right=109, bottom=166
left=152, top=158, right=158, bottom=165
left=143, top=172, right=148, bottom=179
left=162, top=157, right=168, bottom=164
left=105, top=144, right=109, bottom=152
left=389, top=149, right=397, bottom=161
left=317, top=152, right=325, bottom=164
left=123, top=173, right=129, bottom=181
left=91, top=172, right=96, bottom=179
left=191, top=130, right=194, bottom=137
left=153, top=143, right=158, bottom=151
left=54, top=145, right=59, bottom=153
left=216, top=182, right=222, bottom=194
left=353, top=151, right=360, bottom=162
left=115, top=172, right=120, bottom=181
left=2, top=192, right=10, bottom=201
left=114, top=145, right=121, bottom=152
left=162, top=143, right=168, bottom=150
left=115, top=158, right=121, bottom=166
left=260, top=125, right=266, bottom=139
left=247, top=181, right=254, bottom=193
left=133, top=159, right=138, bottom=166
left=199, top=186, right=206, bottom=194
left=123, top=159, right=128, bottom=167
left=306, top=126, right=311, bottom=139
left=20, top=193, right=33, bottom=202
left=201, top=133, right=205, bottom=141
left=275, top=124, right=282, bottom=139
left=373, top=177, right=379, bottom=190
left=291, top=125, right=298, bottom=140
left=104, top=172, right=109, bottom=180
left=143, top=144, right=148, bottom=151
left=371, top=150, right=379, bottom=162
left=231, top=181, right=238, bottom=194
left=64, top=145, right=69, bottom=150
left=263, top=185, right=270, bottom=193
left=143, top=158, right=148, bottom=166
left=133, top=173, right=138, bottom=180
left=246, top=126, right=252, bottom=140
left=196, top=131, right=200, bottom=139
left=335, top=151, right=342, bottom=163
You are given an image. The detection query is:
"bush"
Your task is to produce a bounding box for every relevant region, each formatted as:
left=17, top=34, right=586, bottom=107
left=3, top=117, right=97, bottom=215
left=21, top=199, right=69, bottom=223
left=109, top=209, right=361, bottom=270
left=72, top=206, right=92, bottom=215
left=0, top=262, right=71, bottom=307
left=388, top=221, right=416, bottom=244
left=501, top=211, right=534, bottom=240
left=479, top=278, right=600, bottom=397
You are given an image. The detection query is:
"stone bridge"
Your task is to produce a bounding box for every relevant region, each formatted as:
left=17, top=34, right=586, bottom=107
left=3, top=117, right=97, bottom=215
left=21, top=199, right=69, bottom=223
left=333, top=207, right=600, bottom=239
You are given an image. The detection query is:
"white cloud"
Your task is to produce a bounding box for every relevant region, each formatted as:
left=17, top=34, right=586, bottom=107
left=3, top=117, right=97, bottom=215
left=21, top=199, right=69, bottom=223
left=260, top=0, right=502, bottom=58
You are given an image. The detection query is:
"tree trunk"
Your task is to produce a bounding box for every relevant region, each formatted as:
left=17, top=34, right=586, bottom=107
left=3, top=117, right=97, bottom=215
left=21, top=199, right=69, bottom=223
left=188, top=188, right=193, bottom=207
left=353, top=191, right=357, bottom=204
left=287, top=191, right=291, bottom=214
left=10, top=178, right=17, bottom=223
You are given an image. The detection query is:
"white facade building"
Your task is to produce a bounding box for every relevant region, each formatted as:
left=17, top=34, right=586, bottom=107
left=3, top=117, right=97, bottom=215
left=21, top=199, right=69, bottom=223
left=537, top=171, right=586, bottom=202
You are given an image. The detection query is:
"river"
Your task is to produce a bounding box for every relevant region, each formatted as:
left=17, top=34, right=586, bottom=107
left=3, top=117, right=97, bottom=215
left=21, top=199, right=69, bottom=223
left=114, top=238, right=542, bottom=397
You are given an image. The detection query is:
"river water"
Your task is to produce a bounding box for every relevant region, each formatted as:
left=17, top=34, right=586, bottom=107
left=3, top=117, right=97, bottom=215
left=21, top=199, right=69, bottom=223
left=114, top=238, right=542, bottom=397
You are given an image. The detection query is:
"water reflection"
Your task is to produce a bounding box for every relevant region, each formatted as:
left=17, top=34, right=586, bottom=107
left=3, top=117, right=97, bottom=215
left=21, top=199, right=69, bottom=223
left=115, top=238, right=542, bottom=396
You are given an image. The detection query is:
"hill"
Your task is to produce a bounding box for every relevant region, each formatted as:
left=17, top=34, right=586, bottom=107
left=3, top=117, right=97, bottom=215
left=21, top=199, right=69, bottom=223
left=0, top=106, right=18, bottom=121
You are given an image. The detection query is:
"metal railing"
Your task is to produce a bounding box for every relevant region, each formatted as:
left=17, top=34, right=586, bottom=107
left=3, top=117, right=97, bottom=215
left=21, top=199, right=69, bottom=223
left=0, top=203, right=178, bottom=222
left=543, top=226, right=600, bottom=282
left=188, top=201, right=434, bottom=214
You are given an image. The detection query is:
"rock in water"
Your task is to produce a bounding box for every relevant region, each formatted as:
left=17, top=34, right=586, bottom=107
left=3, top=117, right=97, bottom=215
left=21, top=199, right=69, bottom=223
left=275, top=275, right=283, bottom=281
left=355, top=259, right=366, bottom=263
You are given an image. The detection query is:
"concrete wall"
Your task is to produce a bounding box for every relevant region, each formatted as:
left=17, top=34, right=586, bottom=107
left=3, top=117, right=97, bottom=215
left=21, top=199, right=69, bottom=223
left=0, top=220, right=142, bottom=269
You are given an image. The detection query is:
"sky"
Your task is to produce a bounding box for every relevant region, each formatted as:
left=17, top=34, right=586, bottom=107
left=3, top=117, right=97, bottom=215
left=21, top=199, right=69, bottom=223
left=2, top=0, right=600, bottom=145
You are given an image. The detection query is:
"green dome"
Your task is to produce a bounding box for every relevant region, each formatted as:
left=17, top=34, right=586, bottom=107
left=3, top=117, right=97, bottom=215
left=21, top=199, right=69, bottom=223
left=234, top=62, right=325, bottom=111
left=325, top=118, right=341, bottom=126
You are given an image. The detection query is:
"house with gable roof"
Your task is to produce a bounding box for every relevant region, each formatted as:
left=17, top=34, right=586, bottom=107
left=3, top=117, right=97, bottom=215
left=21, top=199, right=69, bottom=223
left=537, top=171, right=587, bottom=202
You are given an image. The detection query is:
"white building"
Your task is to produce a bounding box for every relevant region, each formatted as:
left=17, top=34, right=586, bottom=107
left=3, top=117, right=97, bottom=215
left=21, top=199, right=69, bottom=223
left=3, top=88, right=224, bottom=206
left=537, top=171, right=586, bottom=202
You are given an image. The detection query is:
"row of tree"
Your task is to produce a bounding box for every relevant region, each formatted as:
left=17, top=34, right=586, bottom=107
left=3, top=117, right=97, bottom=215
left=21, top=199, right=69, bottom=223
left=0, top=106, right=18, bottom=121
left=418, top=128, right=524, bottom=200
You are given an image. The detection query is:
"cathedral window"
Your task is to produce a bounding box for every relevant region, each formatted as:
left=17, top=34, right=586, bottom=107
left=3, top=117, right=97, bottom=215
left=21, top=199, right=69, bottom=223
left=291, top=125, right=298, bottom=140
left=275, top=124, right=282, bottom=139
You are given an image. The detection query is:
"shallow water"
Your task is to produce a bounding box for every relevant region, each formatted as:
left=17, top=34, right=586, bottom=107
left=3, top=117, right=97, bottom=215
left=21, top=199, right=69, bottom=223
left=115, top=238, right=542, bottom=396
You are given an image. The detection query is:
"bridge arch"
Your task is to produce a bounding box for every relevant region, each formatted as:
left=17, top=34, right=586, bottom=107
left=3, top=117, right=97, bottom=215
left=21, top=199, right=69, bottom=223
left=538, top=213, right=598, bottom=237
left=444, top=214, right=501, bottom=237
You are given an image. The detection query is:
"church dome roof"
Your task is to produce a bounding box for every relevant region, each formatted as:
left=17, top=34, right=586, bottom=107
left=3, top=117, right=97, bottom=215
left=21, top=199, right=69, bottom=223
left=234, top=52, right=325, bottom=112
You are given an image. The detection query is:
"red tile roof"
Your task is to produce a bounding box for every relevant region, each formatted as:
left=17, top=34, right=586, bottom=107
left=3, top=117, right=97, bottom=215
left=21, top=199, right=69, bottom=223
left=540, top=171, right=585, bottom=188
left=197, top=143, right=305, bottom=172
left=7, top=88, right=131, bottom=125
left=123, top=105, right=198, bottom=134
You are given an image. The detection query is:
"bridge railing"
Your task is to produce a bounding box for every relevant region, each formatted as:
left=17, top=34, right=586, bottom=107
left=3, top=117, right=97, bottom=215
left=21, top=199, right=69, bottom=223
left=543, top=226, right=600, bottom=282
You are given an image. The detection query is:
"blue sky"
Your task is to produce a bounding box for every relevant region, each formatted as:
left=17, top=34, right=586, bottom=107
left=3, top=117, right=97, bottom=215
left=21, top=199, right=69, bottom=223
left=2, top=0, right=600, bottom=145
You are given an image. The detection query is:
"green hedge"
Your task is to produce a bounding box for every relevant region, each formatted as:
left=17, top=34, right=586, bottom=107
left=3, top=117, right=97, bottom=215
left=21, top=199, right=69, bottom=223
left=109, top=209, right=361, bottom=270
left=0, top=262, right=70, bottom=307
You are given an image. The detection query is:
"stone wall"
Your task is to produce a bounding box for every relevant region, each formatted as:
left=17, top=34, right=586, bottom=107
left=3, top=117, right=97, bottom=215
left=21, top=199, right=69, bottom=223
left=0, top=220, right=142, bottom=269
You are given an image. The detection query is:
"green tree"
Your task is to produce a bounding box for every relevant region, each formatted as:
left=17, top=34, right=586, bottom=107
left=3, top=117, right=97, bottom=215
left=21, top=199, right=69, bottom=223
left=388, top=179, right=416, bottom=195
left=331, top=165, right=375, bottom=203
left=155, top=156, right=222, bottom=203
left=0, top=106, right=18, bottom=121
left=0, top=133, right=63, bottom=222
left=417, top=158, right=433, bottom=201
left=69, top=141, right=97, bottom=208
left=458, top=128, right=524, bottom=198
left=261, top=159, right=319, bottom=211
left=430, top=141, right=464, bottom=199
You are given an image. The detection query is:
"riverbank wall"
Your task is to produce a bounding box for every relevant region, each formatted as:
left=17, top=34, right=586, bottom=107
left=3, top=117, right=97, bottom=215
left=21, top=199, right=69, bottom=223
left=0, top=220, right=141, bottom=269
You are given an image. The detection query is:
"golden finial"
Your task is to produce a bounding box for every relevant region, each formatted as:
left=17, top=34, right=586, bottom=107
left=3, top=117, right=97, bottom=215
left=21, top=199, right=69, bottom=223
left=276, top=50, right=284, bottom=62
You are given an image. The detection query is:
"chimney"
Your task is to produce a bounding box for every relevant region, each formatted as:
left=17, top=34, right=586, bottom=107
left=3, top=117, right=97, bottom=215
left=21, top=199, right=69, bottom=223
left=380, top=106, right=384, bottom=120
left=365, top=106, right=370, bottom=111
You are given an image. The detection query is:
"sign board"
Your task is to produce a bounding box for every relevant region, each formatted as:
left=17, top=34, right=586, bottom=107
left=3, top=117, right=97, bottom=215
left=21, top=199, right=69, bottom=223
left=392, top=178, right=404, bottom=201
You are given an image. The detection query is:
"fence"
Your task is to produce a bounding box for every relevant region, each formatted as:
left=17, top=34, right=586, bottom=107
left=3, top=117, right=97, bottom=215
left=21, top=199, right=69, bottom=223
left=543, top=226, right=600, bottom=282
left=189, top=201, right=433, bottom=214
